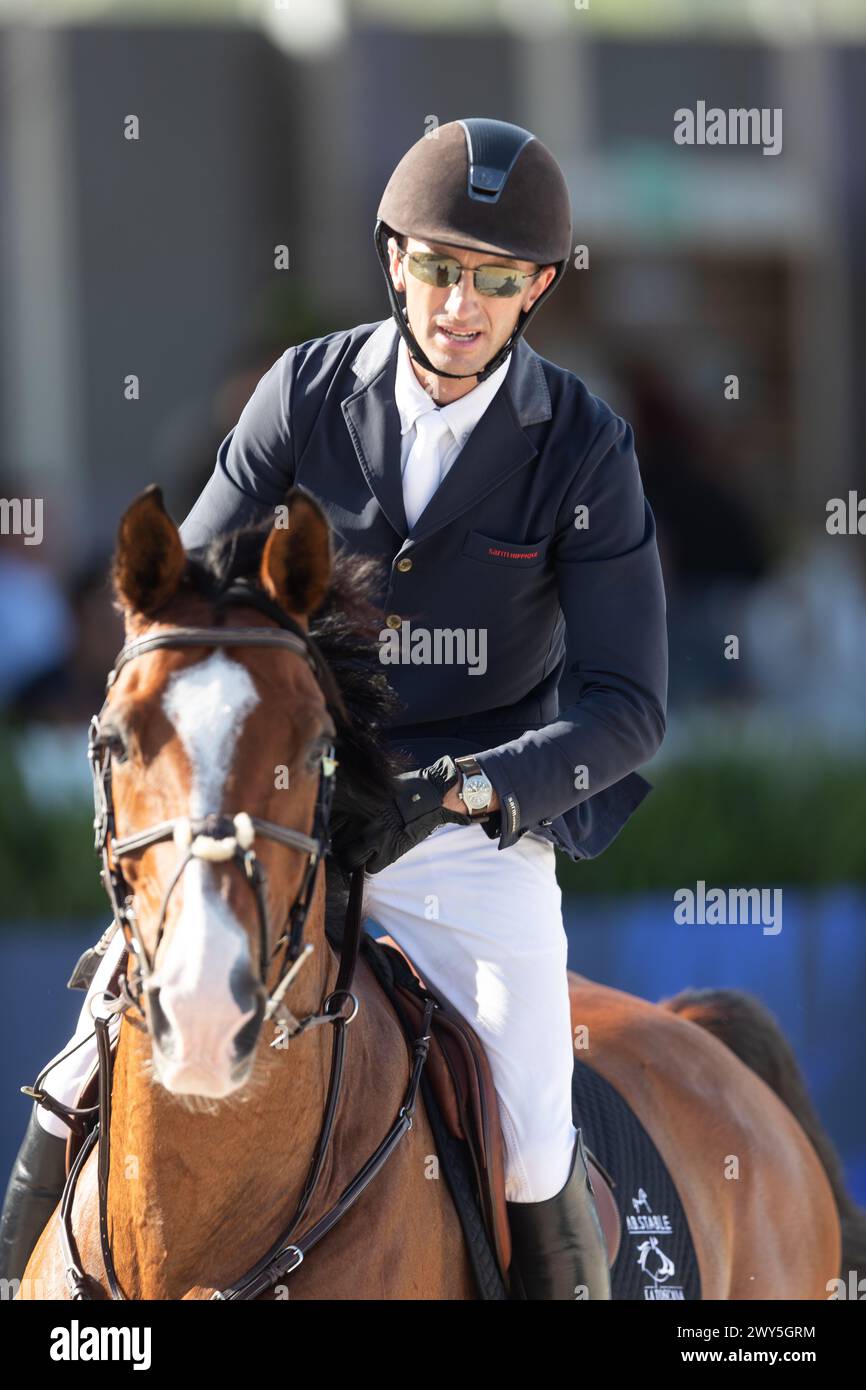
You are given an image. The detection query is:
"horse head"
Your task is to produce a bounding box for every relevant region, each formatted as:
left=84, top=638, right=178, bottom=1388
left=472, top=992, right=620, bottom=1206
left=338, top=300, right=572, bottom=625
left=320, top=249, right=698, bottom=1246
left=96, top=483, right=343, bottom=1099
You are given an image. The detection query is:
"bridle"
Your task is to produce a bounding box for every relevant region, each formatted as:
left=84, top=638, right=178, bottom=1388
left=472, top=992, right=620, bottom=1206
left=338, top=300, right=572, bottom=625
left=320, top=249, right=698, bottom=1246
left=26, top=579, right=436, bottom=1300
left=88, top=584, right=347, bottom=1031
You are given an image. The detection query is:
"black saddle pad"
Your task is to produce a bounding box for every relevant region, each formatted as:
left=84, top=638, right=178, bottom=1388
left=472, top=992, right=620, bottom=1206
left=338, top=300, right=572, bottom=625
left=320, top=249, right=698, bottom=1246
left=573, top=1057, right=702, bottom=1300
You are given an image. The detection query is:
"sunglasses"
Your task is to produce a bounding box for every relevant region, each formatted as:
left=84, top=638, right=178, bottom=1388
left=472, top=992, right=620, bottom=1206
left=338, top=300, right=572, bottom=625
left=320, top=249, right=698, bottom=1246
left=396, top=247, right=543, bottom=299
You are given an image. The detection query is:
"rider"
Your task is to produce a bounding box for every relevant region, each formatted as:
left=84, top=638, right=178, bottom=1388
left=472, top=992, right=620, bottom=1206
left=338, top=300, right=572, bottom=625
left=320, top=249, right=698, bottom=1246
left=0, top=118, right=667, bottom=1299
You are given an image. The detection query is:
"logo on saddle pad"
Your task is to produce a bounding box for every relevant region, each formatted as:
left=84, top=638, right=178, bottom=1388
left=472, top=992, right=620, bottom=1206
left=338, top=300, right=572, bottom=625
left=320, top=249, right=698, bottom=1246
left=627, top=1188, right=685, bottom=1301
left=626, top=1186, right=672, bottom=1234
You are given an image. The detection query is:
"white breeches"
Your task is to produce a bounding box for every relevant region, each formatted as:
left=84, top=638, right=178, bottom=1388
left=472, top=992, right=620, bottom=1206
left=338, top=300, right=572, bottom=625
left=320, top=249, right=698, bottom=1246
left=361, top=820, right=578, bottom=1203
left=35, top=934, right=124, bottom=1144
left=37, top=821, right=577, bottom=1203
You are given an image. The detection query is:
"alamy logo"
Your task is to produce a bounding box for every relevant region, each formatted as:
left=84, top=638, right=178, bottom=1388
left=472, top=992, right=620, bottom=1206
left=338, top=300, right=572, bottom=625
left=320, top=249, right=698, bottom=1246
left=0, top=497, right=43, bottom=545
left=0, top=1276, right=46, bottom=1299
left=827, top=492, right=866, bottom=534
left=674, top=101, right=782, bottom=157
left=827, top=1271, right=866, bottom=1300
left=674, top=881, right=782, bottom=936
left=379, top=620, right=487, bottom=675
left=50, top=1319, right=151, bottom=1370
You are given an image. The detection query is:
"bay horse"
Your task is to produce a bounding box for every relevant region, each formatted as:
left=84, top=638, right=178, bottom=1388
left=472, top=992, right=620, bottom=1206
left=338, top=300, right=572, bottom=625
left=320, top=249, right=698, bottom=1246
left=20, top=485, right=853, bottom=1299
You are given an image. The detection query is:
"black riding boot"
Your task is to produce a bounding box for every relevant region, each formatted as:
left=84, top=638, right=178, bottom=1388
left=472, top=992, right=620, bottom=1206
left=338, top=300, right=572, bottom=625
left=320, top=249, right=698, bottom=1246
left=0, top=1105, right=68, bottom=1285
left=506, top=1127, right=611, bottom=1300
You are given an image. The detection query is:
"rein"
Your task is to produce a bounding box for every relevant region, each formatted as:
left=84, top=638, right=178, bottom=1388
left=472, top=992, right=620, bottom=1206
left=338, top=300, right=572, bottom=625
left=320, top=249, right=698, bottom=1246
left=27, top=580, right=436, bottom=1300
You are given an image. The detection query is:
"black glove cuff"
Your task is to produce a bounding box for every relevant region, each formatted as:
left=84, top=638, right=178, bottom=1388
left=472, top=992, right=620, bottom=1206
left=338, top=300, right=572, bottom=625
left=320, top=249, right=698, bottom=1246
left=393, top=755, right=459, bottom=826
left=423, top=755, right=461, bottom=797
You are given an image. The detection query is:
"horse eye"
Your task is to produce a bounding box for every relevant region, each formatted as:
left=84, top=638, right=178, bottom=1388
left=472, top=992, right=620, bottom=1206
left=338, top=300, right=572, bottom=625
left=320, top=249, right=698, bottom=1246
left=306, top=735, right=333, bottom=771
left=98, top=724, right=128, bottom=764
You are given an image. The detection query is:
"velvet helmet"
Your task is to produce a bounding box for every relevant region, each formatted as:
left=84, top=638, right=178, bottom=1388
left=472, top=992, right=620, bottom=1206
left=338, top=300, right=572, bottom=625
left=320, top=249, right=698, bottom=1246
left=374, top=118, right=573, bottom=381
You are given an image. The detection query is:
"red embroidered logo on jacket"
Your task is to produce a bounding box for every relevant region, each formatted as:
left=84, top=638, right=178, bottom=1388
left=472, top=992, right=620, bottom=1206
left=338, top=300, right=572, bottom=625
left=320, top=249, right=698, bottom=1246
left=487, top=546, right=539, bottom=561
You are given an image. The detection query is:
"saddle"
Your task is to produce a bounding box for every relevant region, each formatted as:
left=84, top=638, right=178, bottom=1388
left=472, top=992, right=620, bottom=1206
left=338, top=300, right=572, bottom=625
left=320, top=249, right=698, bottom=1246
left=363, top=930, right=622, bottom=1288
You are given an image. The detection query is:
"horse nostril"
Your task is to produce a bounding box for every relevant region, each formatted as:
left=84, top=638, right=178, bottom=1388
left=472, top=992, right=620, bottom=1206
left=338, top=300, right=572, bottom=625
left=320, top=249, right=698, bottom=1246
left=147, top=988, right=176, bottom=1058
left=232, top=995, right=265, bottom=1063
left=229, top=960, right=263, bottom=1051
left=229, top=960, right=261, bottom=1012
left=146, top=970, right=264, bottom=1069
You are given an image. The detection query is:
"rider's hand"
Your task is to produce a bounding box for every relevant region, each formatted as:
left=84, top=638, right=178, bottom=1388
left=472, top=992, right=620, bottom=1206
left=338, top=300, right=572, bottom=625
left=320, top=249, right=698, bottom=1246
left=330, top=755, right=472, bottom=876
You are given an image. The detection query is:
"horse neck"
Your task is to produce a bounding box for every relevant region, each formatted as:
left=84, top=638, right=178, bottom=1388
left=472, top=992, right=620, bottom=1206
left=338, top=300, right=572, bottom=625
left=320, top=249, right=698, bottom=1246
left=105, top=872, right=341, bottom=1299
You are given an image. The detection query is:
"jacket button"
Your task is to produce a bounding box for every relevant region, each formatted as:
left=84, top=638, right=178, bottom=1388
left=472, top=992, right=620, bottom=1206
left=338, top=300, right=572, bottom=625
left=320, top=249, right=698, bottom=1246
left=396, top=557, right=413, bottom=572
left=385, top=614, right=402, bottom=629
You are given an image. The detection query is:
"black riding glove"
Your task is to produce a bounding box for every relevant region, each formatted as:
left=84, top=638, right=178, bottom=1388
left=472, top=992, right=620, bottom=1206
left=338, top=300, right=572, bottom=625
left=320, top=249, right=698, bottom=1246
left=330, top=755, right=473, bottom=876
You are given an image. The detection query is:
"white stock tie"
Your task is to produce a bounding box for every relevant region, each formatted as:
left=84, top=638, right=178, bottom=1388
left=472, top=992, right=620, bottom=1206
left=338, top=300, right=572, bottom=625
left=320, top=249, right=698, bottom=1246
left=402, top=409, right=455, bottom=532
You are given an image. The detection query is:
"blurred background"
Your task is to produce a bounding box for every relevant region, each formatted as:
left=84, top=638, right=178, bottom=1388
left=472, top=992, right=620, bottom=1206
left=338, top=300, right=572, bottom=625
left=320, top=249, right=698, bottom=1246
left=1, top=0, right=865, bottom=1223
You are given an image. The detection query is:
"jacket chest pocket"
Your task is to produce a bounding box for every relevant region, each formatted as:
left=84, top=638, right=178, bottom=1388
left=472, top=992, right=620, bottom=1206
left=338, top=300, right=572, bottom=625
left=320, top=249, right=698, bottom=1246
left=462, top=530, right=551, bottom=568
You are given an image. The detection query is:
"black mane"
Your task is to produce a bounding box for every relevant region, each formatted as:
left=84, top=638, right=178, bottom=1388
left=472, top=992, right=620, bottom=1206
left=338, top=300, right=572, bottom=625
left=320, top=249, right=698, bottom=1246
left=182, top=520, right=412, bottom=935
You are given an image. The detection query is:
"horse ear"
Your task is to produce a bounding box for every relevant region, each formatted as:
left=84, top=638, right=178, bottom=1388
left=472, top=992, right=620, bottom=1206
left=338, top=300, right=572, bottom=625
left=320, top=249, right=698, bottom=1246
left=259, top=488, right=332, bottom=620
left=112, top=484, right=186, bottom=617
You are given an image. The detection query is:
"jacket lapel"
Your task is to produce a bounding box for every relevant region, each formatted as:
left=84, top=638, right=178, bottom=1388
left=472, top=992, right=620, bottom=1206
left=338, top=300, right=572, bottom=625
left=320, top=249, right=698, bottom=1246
left=342, top=324, right=408, bottom=539
left=343, top=319, right=553, bottom=545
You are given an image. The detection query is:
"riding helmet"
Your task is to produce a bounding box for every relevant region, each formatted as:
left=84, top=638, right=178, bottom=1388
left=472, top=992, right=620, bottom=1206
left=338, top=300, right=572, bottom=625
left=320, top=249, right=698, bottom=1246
left=374, top=117, right=573, bottom=381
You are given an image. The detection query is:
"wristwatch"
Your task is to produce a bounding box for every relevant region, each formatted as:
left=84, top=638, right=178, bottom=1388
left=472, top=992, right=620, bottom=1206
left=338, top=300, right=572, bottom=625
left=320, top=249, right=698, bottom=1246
left=454, top=755, right=494, bottom=818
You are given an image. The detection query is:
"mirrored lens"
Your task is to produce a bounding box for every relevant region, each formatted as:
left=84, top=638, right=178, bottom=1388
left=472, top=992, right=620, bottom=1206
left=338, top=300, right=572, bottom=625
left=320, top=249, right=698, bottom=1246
left=474, top=267, right=524, bottom=297
left=405, top=252, right=530, bottom=298
left=407, top=254, right=462, bottom=288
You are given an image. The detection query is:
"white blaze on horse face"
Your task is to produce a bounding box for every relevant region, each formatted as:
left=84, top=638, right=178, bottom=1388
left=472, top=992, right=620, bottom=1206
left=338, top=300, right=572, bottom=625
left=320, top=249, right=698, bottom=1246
left=155, top=651, right=261, bottom=1096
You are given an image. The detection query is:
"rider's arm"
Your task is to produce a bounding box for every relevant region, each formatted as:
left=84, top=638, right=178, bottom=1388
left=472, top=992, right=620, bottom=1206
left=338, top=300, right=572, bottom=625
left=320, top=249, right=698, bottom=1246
left=473, top=411, right=668, bottom=850
left=179, top=348, right=297, bottom=550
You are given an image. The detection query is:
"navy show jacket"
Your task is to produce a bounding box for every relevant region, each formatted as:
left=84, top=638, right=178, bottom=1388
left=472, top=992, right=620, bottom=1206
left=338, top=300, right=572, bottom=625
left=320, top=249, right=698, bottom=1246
left=179, top=317, right=668, bottom=863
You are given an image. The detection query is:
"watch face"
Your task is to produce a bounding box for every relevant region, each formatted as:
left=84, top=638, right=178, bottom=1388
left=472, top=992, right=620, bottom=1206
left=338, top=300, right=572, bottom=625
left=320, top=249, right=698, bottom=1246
left=462, top=773, right=492, bottom=811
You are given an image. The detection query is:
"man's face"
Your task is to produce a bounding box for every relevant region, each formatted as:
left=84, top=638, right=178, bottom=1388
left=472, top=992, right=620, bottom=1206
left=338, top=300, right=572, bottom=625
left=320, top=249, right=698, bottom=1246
left=387, top=235, right=556, bottom=380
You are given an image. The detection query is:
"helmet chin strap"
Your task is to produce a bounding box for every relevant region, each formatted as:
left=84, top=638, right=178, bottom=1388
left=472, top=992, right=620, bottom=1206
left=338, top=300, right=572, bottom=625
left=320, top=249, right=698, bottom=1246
left=399, top=307, right=515, bottom=384
left=373, top=220, right=561, bottom=386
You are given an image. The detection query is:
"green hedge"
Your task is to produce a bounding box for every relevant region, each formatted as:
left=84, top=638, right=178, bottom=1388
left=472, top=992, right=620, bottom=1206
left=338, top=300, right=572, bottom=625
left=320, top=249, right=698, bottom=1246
left=0, top=724, right=864, bottom=920
left=0, top=731, right=105, bottom=920
left=558, top=754, right=866, bottom=893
